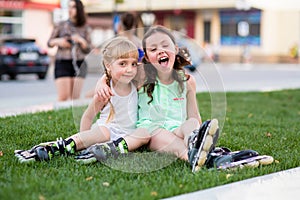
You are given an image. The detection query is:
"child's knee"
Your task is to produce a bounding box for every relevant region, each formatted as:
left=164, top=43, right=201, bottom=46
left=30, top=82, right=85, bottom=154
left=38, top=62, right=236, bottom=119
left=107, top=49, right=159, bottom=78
left=187, top=118, right=200, bottom=128
left=137, top=128, right=151, bottom=142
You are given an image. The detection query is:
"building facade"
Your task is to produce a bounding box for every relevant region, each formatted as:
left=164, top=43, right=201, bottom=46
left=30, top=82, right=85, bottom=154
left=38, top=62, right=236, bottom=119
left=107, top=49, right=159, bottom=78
left=0, top=0, right=59, bottom=53
left=83, top=0, right=300, bottom=63
left=1, top=0, right=300, bottom=63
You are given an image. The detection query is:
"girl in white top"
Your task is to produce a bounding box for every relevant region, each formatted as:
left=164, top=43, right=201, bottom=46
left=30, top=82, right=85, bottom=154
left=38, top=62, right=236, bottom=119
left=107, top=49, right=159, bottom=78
left=15, top=37, right=149, bottom=162
left=95, top=80, right=137, bottom=141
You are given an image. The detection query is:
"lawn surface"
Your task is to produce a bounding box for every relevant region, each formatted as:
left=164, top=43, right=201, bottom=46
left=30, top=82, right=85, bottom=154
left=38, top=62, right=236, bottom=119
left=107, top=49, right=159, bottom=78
left=0, top=89, right=299, bottom=200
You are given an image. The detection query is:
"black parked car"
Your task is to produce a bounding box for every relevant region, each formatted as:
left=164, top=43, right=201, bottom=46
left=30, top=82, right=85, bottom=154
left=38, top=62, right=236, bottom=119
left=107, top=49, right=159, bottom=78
left=0, top=38, right=50, bottom=80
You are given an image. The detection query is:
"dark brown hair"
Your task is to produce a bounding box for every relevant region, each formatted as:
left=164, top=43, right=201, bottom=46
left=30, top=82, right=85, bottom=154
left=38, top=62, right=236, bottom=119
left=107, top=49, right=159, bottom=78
left=142, top=25, right=191, bottom=103
left=72, top=0, right=86, bottom=27
left=121, top=12, right=137, bottom=31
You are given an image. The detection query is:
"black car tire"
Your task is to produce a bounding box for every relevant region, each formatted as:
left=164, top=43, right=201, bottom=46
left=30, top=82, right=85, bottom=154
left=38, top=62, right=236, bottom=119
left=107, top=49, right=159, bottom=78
left=38, top=73, right=46, bottom=80
left=188, top=66, right=196, bottom=72
left=8, top=73, right=16, bottom=80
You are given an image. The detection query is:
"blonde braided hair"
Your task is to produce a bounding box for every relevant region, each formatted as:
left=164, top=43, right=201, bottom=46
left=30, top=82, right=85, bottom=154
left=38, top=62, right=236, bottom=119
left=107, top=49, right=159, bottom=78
left=101, top=37, right=139, bottom=123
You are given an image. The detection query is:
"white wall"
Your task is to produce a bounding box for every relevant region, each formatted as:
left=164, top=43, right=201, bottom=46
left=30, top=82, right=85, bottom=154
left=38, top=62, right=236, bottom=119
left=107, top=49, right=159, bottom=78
left=22, top=10, right=55, bottom=55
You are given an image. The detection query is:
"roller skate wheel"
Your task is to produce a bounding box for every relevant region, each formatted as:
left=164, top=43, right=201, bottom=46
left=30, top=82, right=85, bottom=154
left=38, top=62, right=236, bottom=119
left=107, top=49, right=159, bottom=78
left=208, top=119, right=219, bottom=136
left=244, top=161, right=259, bottom=168
left=259, top=156, right=274, bottom=165
left=197, top=151, right=207, bottom=167
left=194, top=166, right=201, bottom=172
left=203, top=135, right=213, bottom=151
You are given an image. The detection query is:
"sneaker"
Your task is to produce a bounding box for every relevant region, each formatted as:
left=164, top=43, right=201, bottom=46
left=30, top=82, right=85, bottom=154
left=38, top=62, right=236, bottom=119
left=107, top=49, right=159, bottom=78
left=188, top=119, right=219, bottom=172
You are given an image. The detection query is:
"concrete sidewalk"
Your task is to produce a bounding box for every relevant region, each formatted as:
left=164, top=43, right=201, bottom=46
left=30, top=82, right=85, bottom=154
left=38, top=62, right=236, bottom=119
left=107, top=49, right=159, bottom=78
left=164, top=167, right=300, bottom=200
left=0, top=98, right=91, bottom=118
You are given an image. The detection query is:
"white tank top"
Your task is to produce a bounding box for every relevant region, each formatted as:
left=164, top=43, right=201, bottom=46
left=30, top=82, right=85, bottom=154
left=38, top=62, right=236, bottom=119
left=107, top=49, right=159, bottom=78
left=96, top=81, right=138, bottom=134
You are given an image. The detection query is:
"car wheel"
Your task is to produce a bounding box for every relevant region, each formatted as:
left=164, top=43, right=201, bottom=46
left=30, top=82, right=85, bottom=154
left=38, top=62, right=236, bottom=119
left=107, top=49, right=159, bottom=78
left=38, top=73, right=46, bottom=79
left=188, top=66, right=196, bottom=72
left=9, top=74, right=16, bottom=80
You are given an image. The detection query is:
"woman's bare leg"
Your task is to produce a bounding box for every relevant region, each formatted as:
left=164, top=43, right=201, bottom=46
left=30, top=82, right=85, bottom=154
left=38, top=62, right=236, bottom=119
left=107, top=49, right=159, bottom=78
left=55, top=77, right=72, bottom=101
left=71, top=77, right=85, bottom=100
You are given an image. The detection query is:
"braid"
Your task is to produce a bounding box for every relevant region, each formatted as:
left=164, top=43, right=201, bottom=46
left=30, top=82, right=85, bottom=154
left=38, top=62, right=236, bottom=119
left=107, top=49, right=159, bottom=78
left=103, top=63, right=115, bottom=123
left=100, top=37, right=139, bottom=123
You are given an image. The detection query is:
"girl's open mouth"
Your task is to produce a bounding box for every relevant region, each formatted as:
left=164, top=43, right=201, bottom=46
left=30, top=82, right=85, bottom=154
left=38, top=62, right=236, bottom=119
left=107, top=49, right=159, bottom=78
left=158, top=56, right=169, bottom=67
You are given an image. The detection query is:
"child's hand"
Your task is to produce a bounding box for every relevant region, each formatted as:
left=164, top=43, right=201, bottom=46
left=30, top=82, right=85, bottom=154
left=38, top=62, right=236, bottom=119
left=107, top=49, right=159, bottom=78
left=95, top=75, right=114, bottom=100
left=96, top=85, right=113, bottom=100
left=94, top=90, right=110, bottom=104
left=91, top=91, right=109, bottom=114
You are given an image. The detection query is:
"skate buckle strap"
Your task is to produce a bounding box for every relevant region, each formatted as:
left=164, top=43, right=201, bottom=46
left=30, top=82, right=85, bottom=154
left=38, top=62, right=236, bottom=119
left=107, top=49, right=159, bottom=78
left=57, top=137, right=66, bottom=155
left=107, top=142, right=119, bottom=158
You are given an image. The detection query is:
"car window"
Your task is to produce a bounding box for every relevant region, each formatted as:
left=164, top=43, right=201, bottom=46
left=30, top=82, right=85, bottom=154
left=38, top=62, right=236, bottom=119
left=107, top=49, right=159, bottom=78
left=4, top=41, right=38, bottom=50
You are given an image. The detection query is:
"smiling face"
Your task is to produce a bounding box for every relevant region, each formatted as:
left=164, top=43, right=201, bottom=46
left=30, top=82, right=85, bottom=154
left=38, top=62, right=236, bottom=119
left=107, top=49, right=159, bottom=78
left=107, top=56, right=138, bottom=85
left=102, top=37, right=139, bottom=86
left=144, top=32, right=178, bottom=76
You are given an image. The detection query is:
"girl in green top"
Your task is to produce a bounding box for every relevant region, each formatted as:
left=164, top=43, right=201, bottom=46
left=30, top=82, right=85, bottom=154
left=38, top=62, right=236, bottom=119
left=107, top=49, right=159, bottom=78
left=80, top=26, right=219, bottom=172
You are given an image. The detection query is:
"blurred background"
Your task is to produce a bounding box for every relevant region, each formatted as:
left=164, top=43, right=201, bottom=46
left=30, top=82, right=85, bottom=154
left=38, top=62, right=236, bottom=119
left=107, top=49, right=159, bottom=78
left=1, top=0, right=300, bottom=67
left=1, top=0, right=300, bottom=116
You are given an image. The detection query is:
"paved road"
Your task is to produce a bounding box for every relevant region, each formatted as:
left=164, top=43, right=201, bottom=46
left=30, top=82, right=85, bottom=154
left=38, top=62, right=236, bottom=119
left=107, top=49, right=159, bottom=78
left=1, top=63, right=300, bottom=117
left=195, top=63, right=300, bottom=92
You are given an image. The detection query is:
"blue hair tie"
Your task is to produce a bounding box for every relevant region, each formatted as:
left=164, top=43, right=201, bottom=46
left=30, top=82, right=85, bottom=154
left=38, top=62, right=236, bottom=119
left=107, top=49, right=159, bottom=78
left=138, top=48, right=144, bottom=62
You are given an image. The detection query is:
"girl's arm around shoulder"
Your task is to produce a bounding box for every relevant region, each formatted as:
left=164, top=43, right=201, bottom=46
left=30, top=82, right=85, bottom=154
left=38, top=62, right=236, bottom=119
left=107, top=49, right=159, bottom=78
left=95, top=74, right=114, bottom=99
left=186, top=74, right=202, bottom=124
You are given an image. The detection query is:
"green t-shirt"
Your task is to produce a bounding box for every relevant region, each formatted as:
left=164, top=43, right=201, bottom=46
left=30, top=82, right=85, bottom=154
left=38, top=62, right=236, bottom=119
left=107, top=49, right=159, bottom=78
left=137, top=79, right=187, bottom=133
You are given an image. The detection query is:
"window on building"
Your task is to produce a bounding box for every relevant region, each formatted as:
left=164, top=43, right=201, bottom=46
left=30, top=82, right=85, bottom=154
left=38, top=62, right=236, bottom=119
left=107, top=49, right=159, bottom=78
left=204, top=21, right=211, bottom=43
left=0, top=10, right=23, bottom=37
left=220, top=9, right=261, bottom=46
left=169, top=15, right=186, bottom=32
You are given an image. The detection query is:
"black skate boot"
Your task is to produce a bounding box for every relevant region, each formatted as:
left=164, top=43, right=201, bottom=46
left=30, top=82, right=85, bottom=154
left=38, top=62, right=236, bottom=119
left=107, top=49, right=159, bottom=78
left=15, top=137, right=76, bottom=163
left=76, top=141, right=120, bottom=164
left=206, top=147, right=274, bottom=170
left=188, top=119, right=219, bottom=172
left=75, top=137, right=129, bottom=164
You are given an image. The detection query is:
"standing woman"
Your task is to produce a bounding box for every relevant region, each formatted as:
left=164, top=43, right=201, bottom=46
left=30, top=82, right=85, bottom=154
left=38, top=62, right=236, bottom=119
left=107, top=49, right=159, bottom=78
left=48, top=0, right=91, bottom=101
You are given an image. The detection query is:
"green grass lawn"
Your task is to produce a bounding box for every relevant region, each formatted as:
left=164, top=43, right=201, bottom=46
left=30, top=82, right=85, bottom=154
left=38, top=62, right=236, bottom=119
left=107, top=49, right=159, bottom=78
left=1, top=89, right=299, bottom=200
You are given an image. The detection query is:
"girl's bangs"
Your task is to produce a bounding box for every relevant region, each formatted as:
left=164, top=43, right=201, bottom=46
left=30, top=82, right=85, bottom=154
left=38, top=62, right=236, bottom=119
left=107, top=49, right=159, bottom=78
left=113, top=43, right=139, bottom=60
